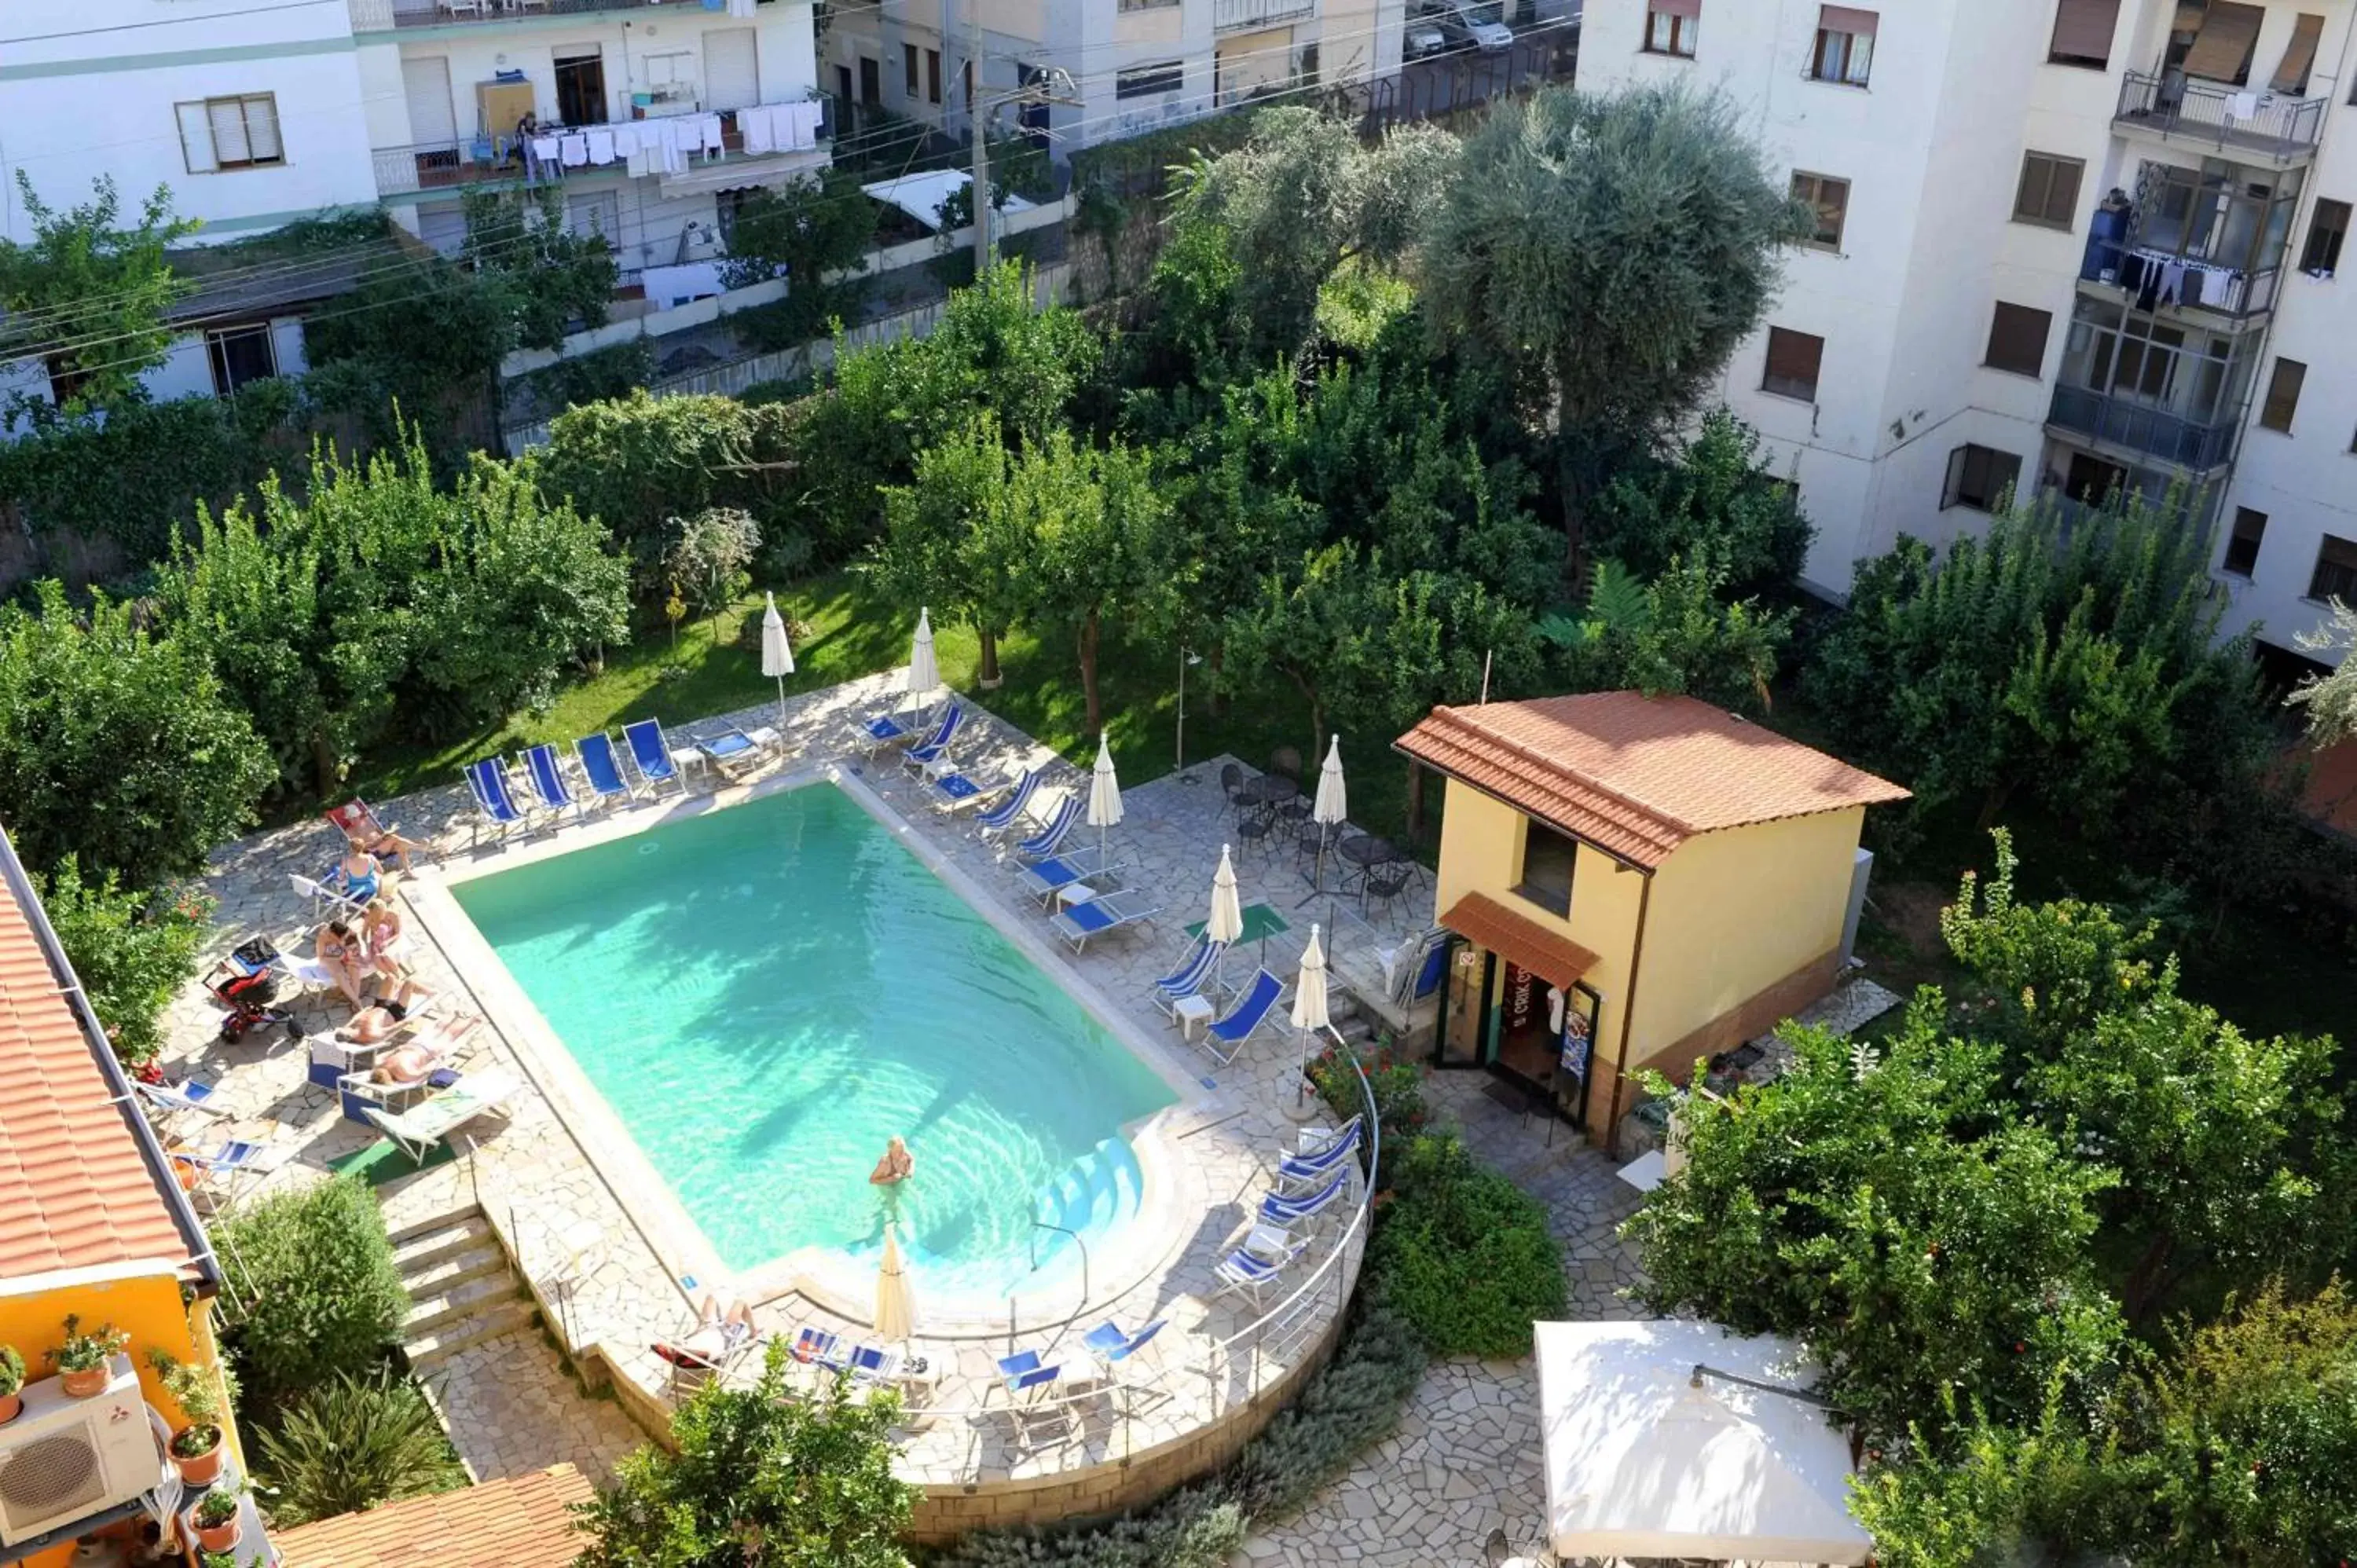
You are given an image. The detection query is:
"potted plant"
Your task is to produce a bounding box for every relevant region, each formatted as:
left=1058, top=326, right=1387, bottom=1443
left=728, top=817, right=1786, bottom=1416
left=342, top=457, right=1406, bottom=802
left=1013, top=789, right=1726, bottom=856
left=192, top=1486, right=242, bottom=1553
left=0, top=1345, right=23, bottom=1425
left=46, top=1316, right=128, bottom=1398
left=200, top=1553, right=241, bottom=1568
left=147, top=1350, right=230, bottom=1486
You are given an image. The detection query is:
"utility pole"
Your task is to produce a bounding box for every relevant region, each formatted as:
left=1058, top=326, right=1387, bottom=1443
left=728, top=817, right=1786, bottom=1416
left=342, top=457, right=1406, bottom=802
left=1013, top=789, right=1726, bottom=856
left=968, top=52, right=1080, bottom=280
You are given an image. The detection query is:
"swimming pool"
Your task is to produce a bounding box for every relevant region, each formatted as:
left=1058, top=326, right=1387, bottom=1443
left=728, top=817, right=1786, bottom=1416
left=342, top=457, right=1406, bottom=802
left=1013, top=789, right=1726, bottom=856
left=449, top=781, right=1178, bottom=1306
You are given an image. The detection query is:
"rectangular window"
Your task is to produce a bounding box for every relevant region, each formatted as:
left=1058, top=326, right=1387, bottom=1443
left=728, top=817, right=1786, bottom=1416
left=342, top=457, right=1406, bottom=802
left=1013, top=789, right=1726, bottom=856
left=1116, top=61, right=1184, bottom=98
left=176, top=93, right=282, bottom=173
left=2301, top=197, right=2349, bottom=275
left=1942, top=445, right=2022, bottom=512
left=926, top=48, right=942, bottom=105
left=2222, top=506, right=2267, bottom=576
left=1515, top=820, right=1579, bottom=918
left=1984, top=301, right=2053, bottom=376
left=2272, top=13, right=2323, bottom=93
left=2182, top=0, right=2264, bottom=84
left=903, top=42, right=919, bottom=97
left=2047, top=0, right=2120, bottom=68
left=2013, top=151, right=2084, bottom=229
left=2260, top=356, right=2307, bottom=431
left=2310, top=533, right=2357, bottom=602
left=1791, top=171, right=1849, bottom=251
left=205, top=324, right=277, bottom=397
left=1644, top=0, right=1699, bottom=56
left=1761, top=326, right=1825, bottom=401
left=1812, top=5, right=1876, bottom=86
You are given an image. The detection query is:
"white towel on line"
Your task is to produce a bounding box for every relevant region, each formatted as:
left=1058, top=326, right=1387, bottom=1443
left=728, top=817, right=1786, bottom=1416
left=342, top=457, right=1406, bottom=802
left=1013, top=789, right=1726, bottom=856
left=699, top=113, right=724, bottom=153
left=531, top=134, right=563, bottom=167
left=586, top=128, right=616, bottom=165
left=796, top=101, right=824, bottom=148
left=2229, top=90, right=2258, bottom=119
left=559, top=134, right=589, bottom=167
left=742, top=104, right=775, bottom=155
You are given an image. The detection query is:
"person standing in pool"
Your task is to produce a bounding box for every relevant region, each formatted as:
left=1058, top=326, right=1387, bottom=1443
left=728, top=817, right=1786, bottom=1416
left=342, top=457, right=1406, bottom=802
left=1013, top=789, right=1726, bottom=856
left=869, top=1135, right=914, bottom=1185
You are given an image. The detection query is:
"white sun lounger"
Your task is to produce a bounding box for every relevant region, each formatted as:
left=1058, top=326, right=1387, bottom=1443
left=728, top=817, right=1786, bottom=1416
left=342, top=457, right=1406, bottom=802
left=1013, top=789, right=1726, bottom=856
left=361, top=1068, right=522, bottom=1165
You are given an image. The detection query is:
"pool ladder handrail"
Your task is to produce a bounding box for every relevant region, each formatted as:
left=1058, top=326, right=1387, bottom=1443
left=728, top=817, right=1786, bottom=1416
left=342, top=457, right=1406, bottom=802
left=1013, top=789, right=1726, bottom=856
left=1020, top=1218, right=1091, bottom=1324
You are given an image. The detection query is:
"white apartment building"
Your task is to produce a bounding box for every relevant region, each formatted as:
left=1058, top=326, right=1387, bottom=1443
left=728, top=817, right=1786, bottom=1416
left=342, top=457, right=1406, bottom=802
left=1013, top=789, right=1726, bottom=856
left=824, top=0, right=1402, bottom=157
left=1581, top=0, right=2357, bottom=671
left=0, top=0, right=827, bottom=409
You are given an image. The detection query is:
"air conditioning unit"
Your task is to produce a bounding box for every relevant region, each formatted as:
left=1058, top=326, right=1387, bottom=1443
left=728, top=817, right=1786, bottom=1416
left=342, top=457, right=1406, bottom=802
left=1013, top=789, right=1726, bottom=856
left=0, top=1357, right=161, bottom=1547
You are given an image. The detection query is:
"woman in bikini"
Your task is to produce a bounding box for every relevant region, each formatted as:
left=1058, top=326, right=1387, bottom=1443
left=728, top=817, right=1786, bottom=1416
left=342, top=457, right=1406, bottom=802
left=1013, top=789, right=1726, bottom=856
left=330, top=838, right=386, bottom=907
left=315, top=920, right=370, bottom=1008
left=869, top=1135, right=915, bottom=1185
left=362, top=897, right=412, bottom=980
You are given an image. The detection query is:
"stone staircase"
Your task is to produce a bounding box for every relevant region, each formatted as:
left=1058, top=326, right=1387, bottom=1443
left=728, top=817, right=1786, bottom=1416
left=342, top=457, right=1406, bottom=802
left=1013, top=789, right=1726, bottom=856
left=390, top=1204, right=537, bottom=1373
left=1325, top=989, right=1376, bottom=1050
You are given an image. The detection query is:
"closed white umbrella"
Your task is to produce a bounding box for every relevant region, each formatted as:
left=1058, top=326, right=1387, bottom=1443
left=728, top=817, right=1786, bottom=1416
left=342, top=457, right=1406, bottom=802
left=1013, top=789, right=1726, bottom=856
left=1291, top=923, right=1329, bottom=1106
left=760, top=592, right=794, bottom=730
left=906, top=606, right=940, bottom=706
left=1307, top=734, right=1347, bottom=897
left=1087, top=732, right=1123, bottom=862
left=1208, top=844, right=1245, bottom=984
left=874, top=1222, right=915, bottom=1344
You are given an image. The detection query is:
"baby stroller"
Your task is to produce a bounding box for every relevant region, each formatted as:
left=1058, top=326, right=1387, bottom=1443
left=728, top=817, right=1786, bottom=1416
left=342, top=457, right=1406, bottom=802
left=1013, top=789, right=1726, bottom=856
left=203, top=937, right=300, bottom=1045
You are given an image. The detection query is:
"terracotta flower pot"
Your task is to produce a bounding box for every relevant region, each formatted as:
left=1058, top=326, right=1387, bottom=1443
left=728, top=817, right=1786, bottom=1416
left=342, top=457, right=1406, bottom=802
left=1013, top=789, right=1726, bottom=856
left=58, top=1365, right=107, bottom=1398
left=194, top=1517, right=241, bottom=1554
left=0, top=1392, right=20, bottom=1426
left=172, top=1428, right=225, bottom=1487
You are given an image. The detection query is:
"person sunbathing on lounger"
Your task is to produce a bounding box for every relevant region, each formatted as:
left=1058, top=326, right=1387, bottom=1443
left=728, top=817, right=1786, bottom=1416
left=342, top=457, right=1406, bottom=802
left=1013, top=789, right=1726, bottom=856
left=654, top=1295, right=757, bottom=1372
left=339, top=978, right=429, bottom=1046
left=869, top=1135, right=915, bottom=1185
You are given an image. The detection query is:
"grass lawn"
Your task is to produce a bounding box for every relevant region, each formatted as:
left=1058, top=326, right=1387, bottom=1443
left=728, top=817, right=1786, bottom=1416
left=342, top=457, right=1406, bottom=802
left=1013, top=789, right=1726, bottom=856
left=348, top=569, right=1428, bottom=850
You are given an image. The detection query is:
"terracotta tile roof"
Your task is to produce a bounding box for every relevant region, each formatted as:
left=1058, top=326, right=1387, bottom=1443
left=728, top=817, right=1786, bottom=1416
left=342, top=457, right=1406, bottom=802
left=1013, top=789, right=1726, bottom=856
left=0, top=860, right=200, bottom=1280
left=274, top=1465, right=596, bottom=1568
left=1439, top=892, right=1600, bottom=990
left=1397, top=693, right=1909, bottom=870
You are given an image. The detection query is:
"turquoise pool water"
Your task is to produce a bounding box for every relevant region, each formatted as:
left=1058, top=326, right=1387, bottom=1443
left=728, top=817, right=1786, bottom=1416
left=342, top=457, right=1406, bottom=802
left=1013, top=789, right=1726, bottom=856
left=451, top=782, right=1177, bottom=1302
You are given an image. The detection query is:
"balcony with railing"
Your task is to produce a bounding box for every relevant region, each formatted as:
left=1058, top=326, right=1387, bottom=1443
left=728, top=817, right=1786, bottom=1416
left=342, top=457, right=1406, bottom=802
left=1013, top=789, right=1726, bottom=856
left=348, top=0, right=753, bottom=31
left=2046, top=383, right=2240, bottom=472
left=1213, top=0, right=1315, bottom=31
left=371, top=97, right=829, bottom=200
left=2113, top=70, right=2324, bottom=164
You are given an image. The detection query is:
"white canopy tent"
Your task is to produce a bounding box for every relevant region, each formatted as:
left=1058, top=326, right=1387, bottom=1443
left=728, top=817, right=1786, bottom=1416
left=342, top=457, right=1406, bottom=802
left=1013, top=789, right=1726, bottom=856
left=1534, top=1320, right=1873, bottom=1566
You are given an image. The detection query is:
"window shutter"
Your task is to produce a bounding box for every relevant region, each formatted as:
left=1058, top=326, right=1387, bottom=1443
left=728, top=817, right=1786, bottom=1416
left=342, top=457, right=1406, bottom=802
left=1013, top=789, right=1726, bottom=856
left=244, top=97, right=281, bottom=162
left=1652, top=0, right=1700, bottom=15
left=1943, top=446, right=1969, bottom=507
left=2181, top=0, right=2264, bottom=82
left=208, top=99, right=251, bottom=165
left=1985, top=302, right=2053, bottom=376
left=2261, top=357, right=2307, bottom=430
left=1764, top=328, right=1824, bottom=395
left=2271, top=13, right=2322, bottom=93
left=177, top=102, right=218, bottom=173
left=2047, top=0, right=2121, bottom=64
left=1819, top=5, right=1878, bottom=35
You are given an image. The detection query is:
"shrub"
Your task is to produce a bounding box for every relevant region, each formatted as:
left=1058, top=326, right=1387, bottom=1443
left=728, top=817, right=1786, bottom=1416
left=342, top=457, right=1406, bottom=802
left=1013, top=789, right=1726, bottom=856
left=37, top=858, right=210, bottom=1065
left=1307, top=1040, right=1428, bottom=1141
left=0, top=582, right=273, bottom=887
left=210, top=1177, right=407, bottom=1411
left=1372, top=1133, right=1567, bottom=1357
left=1224, top=1302, right=1427, bottom=1521
left=253, top=1372, right=466, bottom=1528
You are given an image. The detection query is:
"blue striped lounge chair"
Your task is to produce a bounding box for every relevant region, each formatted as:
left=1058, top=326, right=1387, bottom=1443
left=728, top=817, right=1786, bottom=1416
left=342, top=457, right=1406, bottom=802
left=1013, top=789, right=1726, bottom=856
left=575, top=732, right=636, bottom=807
left=991, top=1352, right=1080, bottom=1449
left=1213, top=1235, right=1307, bottom=1305
left=1276, top=1117, right=1363, bottom=1192
left=1202, top=969, right=1285, bottom=1065
left=930, top=760, right=1021, bottom=815
left=849, top=705, right=922, bottom=755
left=1050, top=891, right=1160, bottom=954
left=897, top=702, right=966, bottom=777
left=623, top=719, right=687, bottom=793
left=1081, top=1319, right=1167, bottom=1363
left=1013, top=795, right=1083, bottom=862
left=1149, top=935, right=1224, bottom=1024
left=1259, top=1167, right=1351, bottom=1230
left=465, top=758, right=528, bottom=845
left=790, top=1327, right=848, bottom=1372
left=522, top=742, right=578, bottom=819
left=974, top=768, right=1044, bottom=833
left=698, top=724, right=780, bottom=778
left=1015, top=844, right=1120, bottom=906
left=170, top=1138, right=284, bottom=1209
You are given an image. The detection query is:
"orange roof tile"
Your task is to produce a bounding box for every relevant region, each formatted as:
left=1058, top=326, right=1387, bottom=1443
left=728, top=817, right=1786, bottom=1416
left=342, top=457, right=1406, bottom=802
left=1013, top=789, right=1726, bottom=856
left=0, top=858, right=201, bottom=1280
left=1438, top=892, right=1600, bottom=990
left=274, top=1465, right=596, bottom=1568
left=1397, top=692, right=1910, bottom=870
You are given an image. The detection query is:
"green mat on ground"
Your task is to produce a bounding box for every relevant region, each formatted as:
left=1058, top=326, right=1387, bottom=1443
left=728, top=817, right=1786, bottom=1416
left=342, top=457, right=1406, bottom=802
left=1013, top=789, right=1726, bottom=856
left=327, top=1135, right=457, bottom=1185
left=1186, top=902, right=1291, bottom=945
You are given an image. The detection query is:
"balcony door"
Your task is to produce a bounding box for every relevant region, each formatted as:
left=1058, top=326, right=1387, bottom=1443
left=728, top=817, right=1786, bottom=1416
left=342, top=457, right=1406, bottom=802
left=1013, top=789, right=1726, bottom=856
left=401, top=57, right=456, bottom=152
left=705, top=27, right=760, bottom=114
left=555, top=47, right=608, bottom=126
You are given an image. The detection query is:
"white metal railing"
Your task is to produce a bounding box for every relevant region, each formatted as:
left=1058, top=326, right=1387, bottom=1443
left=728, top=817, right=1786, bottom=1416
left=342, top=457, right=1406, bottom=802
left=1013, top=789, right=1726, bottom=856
left=1213, top=0, right=1316, bottom=30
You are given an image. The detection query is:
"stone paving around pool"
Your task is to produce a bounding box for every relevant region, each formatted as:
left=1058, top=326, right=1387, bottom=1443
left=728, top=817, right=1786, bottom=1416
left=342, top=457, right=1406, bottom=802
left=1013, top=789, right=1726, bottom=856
left=158, top=671, right=1424, bottom=1508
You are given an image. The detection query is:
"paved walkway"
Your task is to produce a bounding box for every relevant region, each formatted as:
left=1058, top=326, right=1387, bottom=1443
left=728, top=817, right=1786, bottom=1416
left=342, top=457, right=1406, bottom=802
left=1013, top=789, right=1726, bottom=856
left=420, top=1328, right=647, bottom=1486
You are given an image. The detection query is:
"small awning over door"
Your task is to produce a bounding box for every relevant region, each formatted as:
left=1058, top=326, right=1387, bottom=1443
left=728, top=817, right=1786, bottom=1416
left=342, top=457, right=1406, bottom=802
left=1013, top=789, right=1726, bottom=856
left=1438, top=892, right=1600, bottom=991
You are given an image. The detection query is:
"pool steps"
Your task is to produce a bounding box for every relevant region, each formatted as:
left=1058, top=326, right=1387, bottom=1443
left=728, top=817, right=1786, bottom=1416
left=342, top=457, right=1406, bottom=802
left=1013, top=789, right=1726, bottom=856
left=1033, top=1137, right=1144, bottom=1258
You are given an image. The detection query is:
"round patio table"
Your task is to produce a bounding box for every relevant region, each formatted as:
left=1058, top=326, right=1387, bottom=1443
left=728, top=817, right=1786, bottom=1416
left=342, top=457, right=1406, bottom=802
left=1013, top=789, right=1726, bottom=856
left=1239, top=774, right=1300, bottom=808
left=1337, top=833, right=1400, bottom=870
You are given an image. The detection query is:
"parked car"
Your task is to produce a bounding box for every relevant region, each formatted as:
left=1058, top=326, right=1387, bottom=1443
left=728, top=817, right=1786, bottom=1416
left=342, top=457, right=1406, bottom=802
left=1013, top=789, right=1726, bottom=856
left=1404, top=16, right=1452, bottom=58
left=1413, top=0, right=1514, bottom=51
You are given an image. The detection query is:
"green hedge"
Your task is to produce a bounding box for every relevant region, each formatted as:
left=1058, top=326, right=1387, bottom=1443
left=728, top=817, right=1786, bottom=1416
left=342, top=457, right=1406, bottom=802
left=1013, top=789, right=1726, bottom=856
left=210, top=1176, right=408, bottom=1412
left=1371, top=1133, right=1567, bottom=1359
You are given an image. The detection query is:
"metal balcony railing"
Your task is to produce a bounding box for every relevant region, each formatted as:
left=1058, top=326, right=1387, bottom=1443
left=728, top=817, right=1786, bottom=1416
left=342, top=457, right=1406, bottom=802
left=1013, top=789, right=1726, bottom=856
left=2047, top=384, right=2239, bottom=472
left=2113, top=69, right=2325, bottom=160
left=369, top=97, right=830, bottom=201
left=350, top=0, right=737, bottom=31
left=2084, top=239, right=2280, bottom=318
left=1212, top=0, right=1316, bottom=31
